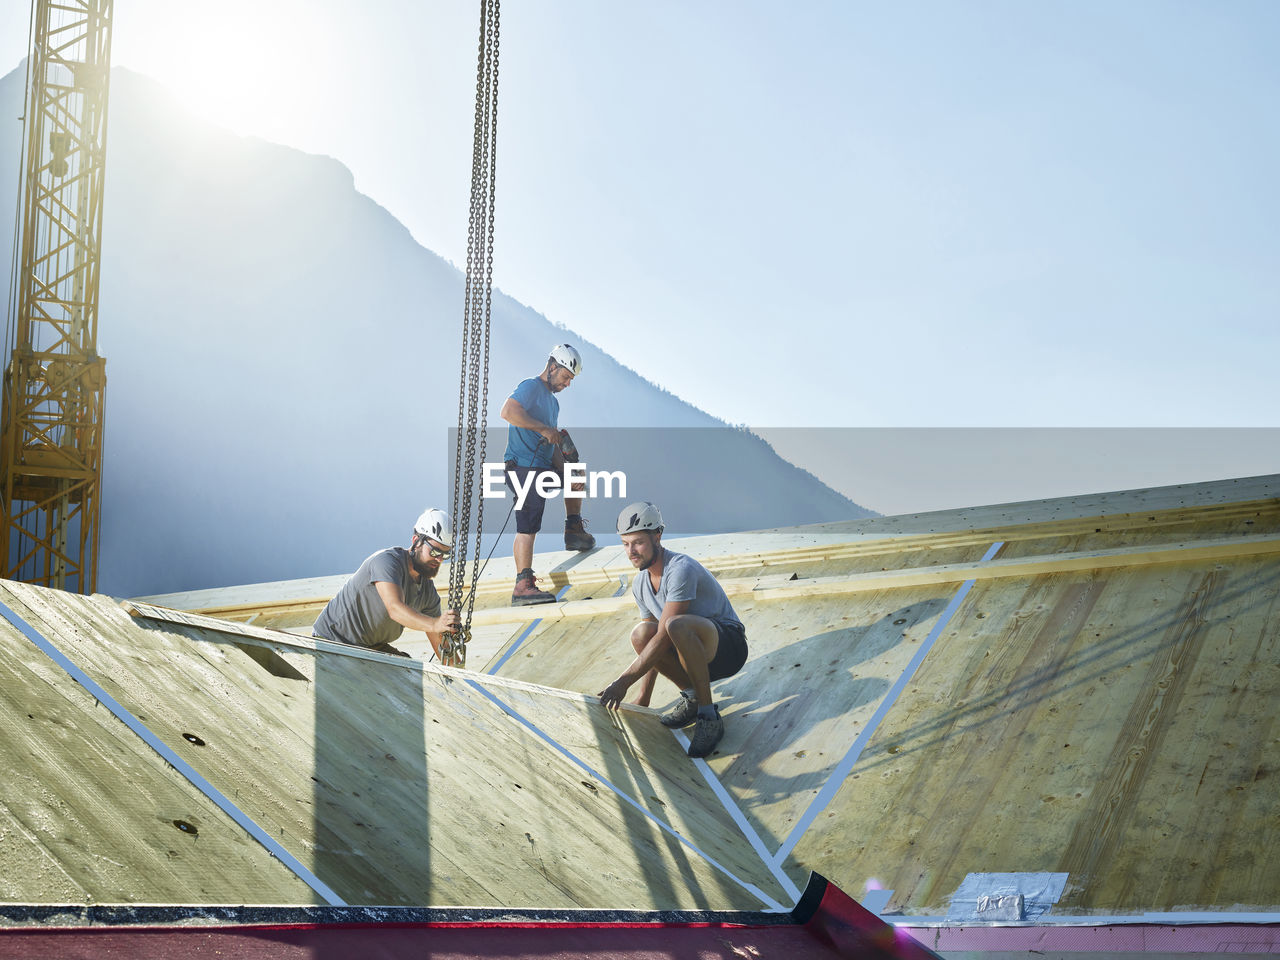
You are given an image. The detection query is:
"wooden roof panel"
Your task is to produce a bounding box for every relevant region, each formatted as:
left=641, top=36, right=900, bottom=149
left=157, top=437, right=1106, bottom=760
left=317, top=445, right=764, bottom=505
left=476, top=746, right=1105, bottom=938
left=1, top=588, right=786, bottom=909
left=7, top=473, right=1280, bottom=919
left=0, top=585, right=320, bottom=904
left=788, top=552, right=1280, bottom=915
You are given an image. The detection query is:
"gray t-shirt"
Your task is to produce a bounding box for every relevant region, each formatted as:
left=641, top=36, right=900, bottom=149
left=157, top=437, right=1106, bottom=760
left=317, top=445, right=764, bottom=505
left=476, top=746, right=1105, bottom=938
left=632, top=549, right=741, bottom=627
left=313, top=547, right=441, bottom=648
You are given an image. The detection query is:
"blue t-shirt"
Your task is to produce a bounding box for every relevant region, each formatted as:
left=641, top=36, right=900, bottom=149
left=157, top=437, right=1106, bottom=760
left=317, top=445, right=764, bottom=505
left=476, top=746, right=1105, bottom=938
left=503, top=377, right=559, bottom=468
left=632, top=549, right=741, bottom=628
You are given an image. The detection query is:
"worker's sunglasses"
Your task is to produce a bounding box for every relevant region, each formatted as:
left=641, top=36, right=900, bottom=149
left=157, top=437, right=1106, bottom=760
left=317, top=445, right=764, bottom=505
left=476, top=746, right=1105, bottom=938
left=422, top=541, right=451, bottom=559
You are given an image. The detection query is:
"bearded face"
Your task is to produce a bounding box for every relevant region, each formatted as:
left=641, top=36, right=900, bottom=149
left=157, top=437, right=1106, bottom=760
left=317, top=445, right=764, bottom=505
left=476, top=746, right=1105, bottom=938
left=621, top=530, right=660, bottom=570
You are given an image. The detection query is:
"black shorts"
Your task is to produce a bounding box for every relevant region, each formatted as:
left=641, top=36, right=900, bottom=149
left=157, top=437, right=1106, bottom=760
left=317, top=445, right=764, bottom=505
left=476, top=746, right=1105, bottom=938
left=707, top=619, right=748, bottom=682
left=504, top=461, right=558, bottom=535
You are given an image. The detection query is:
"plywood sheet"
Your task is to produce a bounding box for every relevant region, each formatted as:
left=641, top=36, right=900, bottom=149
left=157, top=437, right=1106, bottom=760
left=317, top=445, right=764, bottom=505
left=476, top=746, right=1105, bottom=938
left=997, top=504, right=1280, bottom=561
left=787, top=554, right=1280, bottom=916
left=491, top=609, right=639, bottom=693
left=14, top=473, right=1280, bottom=918
left=472, top=680, right=791, bottom=910
left=3, top=585, right=785, bottom=910
left=0, top=585, right=320, bottom=904
left=711, top=589, right=964, bottom=855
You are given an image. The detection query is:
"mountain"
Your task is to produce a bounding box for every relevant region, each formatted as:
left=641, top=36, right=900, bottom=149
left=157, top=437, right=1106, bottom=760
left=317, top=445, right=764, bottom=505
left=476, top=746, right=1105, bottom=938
left=0, top=64, right=872, bottom=597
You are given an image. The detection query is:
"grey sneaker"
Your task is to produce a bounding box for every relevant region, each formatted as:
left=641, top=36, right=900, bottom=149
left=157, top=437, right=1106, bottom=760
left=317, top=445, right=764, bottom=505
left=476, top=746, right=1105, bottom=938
left=660, top=693, right=699, bottom=728
left=686, top=707, right=724, bottom=758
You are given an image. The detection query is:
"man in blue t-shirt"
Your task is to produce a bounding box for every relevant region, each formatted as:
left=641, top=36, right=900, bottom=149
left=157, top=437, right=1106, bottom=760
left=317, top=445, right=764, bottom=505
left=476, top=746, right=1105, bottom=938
left=598, top=501, right=749, bottom=759
left=500, top=343, right=596, bottom=605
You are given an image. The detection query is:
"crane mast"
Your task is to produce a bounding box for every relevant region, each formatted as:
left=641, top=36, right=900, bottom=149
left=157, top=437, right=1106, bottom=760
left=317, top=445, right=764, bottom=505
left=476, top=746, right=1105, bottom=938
left=1, top=0, right=113, bottom=592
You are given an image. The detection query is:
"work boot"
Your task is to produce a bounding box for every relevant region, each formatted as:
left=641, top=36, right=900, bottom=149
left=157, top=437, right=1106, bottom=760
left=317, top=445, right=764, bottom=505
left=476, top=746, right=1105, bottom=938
left=564, top=515, right=596, bottom=552
left=660, top=692, right=699, bottom=728
left=687, top=706, right=724, bottom=758
left=511, top=568, right=556, bottom=606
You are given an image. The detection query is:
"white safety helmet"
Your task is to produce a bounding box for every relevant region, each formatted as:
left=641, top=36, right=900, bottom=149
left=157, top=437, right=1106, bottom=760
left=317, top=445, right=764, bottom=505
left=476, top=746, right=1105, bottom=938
left=413, top=508, right=453, bottom=548
left=617, top=501, right=664, bottom=535
left=549, top=343, right=583, bottom=377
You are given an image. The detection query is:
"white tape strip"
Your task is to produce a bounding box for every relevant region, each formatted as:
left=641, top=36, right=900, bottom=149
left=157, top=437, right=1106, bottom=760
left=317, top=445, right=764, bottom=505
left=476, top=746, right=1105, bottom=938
left=673, top=727, right=804, bottom=904
left=487, top=618, right=543, bottom=674
left=485, top=584, right=571, bottom=674
left=468, top=680, right=786, bottom=912
left=771, top=541, right=1004, bottom=866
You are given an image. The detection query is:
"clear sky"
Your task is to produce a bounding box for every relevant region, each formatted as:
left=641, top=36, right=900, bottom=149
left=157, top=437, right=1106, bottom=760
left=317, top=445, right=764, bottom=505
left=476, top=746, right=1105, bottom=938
left=3, top=0, right=1278, bottom=511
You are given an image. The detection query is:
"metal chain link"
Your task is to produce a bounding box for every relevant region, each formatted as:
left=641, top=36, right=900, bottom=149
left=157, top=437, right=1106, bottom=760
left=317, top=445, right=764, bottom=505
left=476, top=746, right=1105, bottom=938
left=444, top=0, right=500, bottom=667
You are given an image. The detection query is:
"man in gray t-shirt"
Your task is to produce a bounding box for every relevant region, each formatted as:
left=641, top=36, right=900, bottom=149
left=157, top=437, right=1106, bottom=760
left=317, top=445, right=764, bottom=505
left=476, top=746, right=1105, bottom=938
left=313, top=508, right=460, bottom=659
left=598, top=501, right=748, bottom=759
left=631, top=551, right=743, bottom=628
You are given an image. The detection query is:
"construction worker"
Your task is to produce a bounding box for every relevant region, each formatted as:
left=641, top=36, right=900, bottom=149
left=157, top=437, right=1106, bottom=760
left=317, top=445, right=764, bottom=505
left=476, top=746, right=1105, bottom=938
left=500, top=343, right=596, bottom=606
left=313, top=508, right=461, bottom=659
left=598, top=501, right=748, bottom=758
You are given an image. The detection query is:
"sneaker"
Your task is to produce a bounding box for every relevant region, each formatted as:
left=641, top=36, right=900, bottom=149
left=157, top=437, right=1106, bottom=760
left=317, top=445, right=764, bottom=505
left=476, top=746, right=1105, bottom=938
left=511, top=569, right=557, bottom=606
left=564, top=515, right=596, bottom=552
left=687, top=707, right=724, bottom=758
left=660, top=692, right=699, bottom=728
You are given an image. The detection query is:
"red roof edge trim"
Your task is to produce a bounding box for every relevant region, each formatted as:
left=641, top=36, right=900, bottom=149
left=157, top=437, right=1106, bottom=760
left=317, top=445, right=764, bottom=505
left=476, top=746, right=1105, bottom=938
left=797, top=873, right=943, bottom=960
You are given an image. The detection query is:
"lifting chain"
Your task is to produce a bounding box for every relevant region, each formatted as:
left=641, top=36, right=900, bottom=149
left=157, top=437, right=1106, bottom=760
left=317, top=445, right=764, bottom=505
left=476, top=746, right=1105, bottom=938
left=443, top=0, right=501, bottom=668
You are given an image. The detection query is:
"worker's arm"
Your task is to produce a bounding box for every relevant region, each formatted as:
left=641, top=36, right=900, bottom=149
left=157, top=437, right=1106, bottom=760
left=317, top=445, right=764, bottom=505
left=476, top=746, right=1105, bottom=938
left=598, top=601, right=689, bottom=709
left=631, top=618, right=660, bottom=707
left=374, top=580, right=460, bottom=659
left=500, top=397, right=559, bottom=446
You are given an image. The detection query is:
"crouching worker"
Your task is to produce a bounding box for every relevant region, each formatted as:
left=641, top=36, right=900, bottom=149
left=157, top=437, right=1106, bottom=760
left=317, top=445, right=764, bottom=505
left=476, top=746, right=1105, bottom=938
left=313, top=508, right=460, bottom=660
left=597, top=501, right=748, bottom=758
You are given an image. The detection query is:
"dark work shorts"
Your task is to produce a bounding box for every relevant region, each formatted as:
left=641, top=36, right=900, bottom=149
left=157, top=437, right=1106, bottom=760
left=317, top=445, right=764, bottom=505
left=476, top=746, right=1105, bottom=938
left=505, top=461, right=558, bottom=535
left=707, top=619, right=748, bottom=682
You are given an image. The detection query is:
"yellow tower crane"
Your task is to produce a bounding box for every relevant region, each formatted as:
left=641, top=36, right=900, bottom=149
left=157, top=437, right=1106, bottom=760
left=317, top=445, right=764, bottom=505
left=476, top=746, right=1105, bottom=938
left=2, top=0, right=113, bottom=592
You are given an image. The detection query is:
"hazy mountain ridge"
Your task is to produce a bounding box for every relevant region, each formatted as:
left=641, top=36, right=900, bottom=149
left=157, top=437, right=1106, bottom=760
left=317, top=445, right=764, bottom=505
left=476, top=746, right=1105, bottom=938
left=1, top=64, right=872, bottom=596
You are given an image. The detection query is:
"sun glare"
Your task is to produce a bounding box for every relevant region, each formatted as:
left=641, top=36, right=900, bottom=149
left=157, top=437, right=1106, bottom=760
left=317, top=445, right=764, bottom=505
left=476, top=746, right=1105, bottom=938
left=116, top=0, right=340, bottom=143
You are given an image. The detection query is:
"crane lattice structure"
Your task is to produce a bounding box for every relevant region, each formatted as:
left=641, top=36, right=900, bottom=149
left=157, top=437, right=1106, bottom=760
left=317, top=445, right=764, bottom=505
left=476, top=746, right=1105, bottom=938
left=2, top=0, right=113, bottom=592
